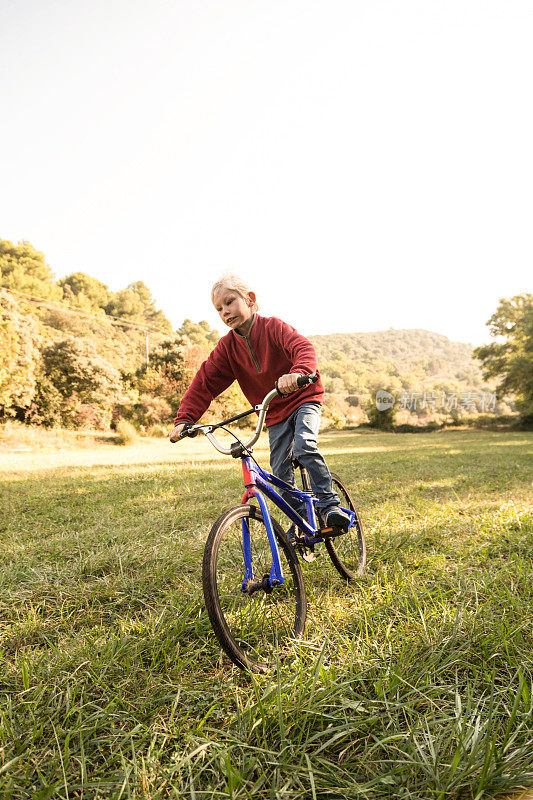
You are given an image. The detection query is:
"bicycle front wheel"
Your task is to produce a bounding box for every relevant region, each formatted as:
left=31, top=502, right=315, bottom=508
left=202, top=504, right=307, bottom=673
left=324, top=473, right=366, bottom=581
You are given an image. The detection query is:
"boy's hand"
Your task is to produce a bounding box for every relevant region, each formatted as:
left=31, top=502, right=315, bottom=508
left=277, top=373, right=300, bottom=396
left=169, top=423, right=186, bottom=443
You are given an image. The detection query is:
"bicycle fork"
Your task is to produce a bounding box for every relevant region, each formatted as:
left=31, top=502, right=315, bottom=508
left=241, top=460, right=285, bottom=594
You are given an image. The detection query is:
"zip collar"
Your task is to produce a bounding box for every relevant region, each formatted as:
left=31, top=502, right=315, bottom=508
left=234, top=314, right=261, bottom=372
left=234, top=313, right=257, bottom=340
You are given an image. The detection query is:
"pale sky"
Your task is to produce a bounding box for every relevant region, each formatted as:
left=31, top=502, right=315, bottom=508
left=1, top=0, right=531, bottom=345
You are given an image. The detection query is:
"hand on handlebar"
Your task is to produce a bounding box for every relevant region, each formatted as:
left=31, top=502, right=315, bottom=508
left=275, top=371, right=318, bottom=397
left=170, top=422, right=200, bottom=442
left=276, top=373, right=300, bottom=396
left=169, top=423, right=186, bottom=443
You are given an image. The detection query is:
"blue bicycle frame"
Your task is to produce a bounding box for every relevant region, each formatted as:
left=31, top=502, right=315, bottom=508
left=239, top=456, right=355, bottom=592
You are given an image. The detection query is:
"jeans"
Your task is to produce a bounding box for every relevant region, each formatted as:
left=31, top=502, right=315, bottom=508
left=267, top=402, right=340, bottom=518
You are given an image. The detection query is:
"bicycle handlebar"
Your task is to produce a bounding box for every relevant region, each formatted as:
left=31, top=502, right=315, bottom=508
left=175, top=372, right=318, bottom=455
left=285, top=373, right=319, bottom=392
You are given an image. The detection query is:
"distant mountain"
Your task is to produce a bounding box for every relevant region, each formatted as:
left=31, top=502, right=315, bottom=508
left=309, top=328, right=495, bottom=401
left=311, top=329, right=473, bottom=368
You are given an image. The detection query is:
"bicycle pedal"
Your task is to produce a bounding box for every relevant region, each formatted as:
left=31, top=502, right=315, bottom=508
left=318, top=526, right=345, bottom=538
left=295, top=541, right=319, bottom=562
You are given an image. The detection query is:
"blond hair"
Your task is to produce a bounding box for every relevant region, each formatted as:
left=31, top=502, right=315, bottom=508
left=211, top=274, right=259, bottom=312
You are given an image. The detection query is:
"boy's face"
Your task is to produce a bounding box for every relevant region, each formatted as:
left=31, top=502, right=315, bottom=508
left=213, top=287, right=255, bottom=333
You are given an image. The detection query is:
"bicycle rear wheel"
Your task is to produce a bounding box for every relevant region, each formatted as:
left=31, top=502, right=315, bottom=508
left=324, top=473, right=366, bottom=581
left=202, top=504, right=307, bottom=672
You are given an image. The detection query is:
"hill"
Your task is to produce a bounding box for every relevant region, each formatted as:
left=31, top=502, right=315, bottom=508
left=311, top=328, right=484, bottom=392
left=309, top=329, right=506, bottom=427
left=312, top=328, right=473, bottom=371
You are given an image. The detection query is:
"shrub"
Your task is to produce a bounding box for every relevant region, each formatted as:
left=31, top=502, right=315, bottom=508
left=112, top=394, right=174, bottom=431
left=394, top=421, right=443, bottom=433
left=321, top=405, right=346, bottom=430
left=115, top=420, right=138, bottom=445
left=367, top=388, right=398, bottom=431
left=145, top=424, right=167, bottom=438
left=137, top=394, right=173, bottom=426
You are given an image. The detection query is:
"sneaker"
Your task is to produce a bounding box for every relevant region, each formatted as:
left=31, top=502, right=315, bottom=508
left=324, top=507, right=351, bottom=533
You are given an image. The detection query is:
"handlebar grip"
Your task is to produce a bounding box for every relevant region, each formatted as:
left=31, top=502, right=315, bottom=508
left=176, top=424, right=199, bottom=440
left=296, top=372, right=318, bottom=388
left=275, top=372, right=318, bottom=397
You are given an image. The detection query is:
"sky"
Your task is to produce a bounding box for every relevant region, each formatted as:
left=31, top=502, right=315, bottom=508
left=1, top=0, right=531, bottom=345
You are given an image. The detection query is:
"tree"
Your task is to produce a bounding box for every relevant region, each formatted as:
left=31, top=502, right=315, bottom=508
left=0, top=239, right=62, bottom=301
left=106, top=281, right=173, bottom=334
left=0, top=289, right=42, bottom=416
left=40, top=337, right=123, bottom=427
left=150, top=338, right=188, bottom=374
left=474, top=294, right=533, bottom=426
left=42, top=337, right=121, bottom=400
left=148, top=320, right=220, bottom=382
left=59, top=272, right=112, bottom=312
left=176, top=319, right=220, bottom=347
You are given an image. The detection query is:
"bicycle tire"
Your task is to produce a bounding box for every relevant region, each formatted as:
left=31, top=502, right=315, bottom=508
left=202, top=504, right=307, bottom=672
left=324, top=473, right=366, bottom=581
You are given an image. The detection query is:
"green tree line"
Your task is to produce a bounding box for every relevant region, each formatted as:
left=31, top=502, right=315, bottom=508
left=1, top=238, right=530, bottom=431
left=0, top=238, right=234, bottom=430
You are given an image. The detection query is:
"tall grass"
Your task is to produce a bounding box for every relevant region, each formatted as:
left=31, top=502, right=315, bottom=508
left=115, top=420, right=139, bottom=446
left=0, top=428, right=531, bottom=798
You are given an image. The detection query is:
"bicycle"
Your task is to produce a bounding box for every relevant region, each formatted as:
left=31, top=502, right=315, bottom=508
left=176, top=373, right=366, bottom=672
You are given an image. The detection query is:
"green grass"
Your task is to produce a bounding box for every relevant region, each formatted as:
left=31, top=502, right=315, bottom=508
left=0, top=428, right=532, bottom=799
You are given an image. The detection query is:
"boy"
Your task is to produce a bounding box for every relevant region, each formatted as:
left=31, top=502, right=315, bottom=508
left=169, top=275, right=350, bottom=531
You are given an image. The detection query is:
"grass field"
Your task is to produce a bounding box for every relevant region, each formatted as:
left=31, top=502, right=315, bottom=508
left=1, top=426, right=532, bottom=799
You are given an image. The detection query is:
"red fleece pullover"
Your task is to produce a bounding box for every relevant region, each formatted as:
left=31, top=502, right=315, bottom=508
left=174, top=314, right=324, bottom=427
